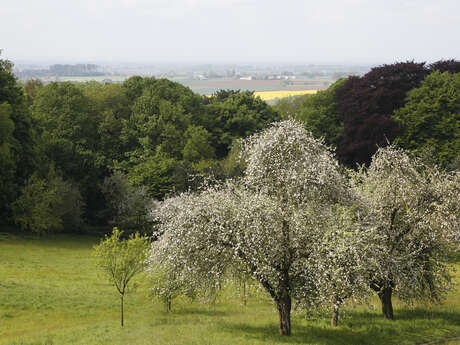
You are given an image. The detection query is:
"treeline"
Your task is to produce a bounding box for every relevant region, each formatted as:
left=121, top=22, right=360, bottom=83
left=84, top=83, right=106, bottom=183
left=49, top=64, right=102, bottom=76
left=16, top=63, right=106, bottom=79
left=1, top=55, right=280, bottom=233
left=275, top=59, right=460, bottom=169
left=1, top=55, right=459, bottom=235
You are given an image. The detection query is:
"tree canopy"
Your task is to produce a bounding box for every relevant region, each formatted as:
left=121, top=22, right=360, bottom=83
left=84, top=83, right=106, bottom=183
left=4, top=75, right=281, bottom=231
left=0, top=53, right=36, bottom=222
left=205, top=90, right=281, bottom=158
left=93, top=227, right=149, bottom=326
left=394, top=71, right=460, bottom=169
left=333, top=60, right=460, bottom=167
left=293, top=78, right=346, bottom=148
left=335, top=61, right=429, bottom=167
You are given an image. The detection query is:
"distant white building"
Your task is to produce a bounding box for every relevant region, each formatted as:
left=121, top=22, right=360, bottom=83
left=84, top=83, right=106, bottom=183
left=239, top=76, right=253, bottom=80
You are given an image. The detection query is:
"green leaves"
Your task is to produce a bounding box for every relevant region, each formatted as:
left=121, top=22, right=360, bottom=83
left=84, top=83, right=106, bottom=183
left=206, top=90, right=281, bottom=158
left=394, top=71, right=460, bottom=169
left=293, top=78, right=346, bottom=149
left=182, top=125, right=215, bottom=163
left=12, top=168, right=84, bottom=234
left=93, top=227, right=149, bottom=326
left=0, top=54, right=36, bottom=221
left=127, top=150, right=177, bottom=200
left=93, top=227, right=149, bottom=295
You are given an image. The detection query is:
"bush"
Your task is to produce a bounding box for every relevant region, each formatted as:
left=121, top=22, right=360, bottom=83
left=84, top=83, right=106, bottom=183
left=12, top=169, right=84, bottom=234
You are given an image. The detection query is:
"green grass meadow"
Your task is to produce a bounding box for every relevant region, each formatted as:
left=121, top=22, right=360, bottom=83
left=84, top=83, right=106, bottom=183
left=1, top=232, right=459, bottom=345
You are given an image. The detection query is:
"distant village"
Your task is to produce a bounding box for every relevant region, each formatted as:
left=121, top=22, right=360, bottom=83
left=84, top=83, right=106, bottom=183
left=14, top=62, right=370, bottom=83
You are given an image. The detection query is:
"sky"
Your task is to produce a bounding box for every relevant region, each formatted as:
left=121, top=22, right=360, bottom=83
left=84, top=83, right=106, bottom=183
left=1, top=0, right=459, bottom=65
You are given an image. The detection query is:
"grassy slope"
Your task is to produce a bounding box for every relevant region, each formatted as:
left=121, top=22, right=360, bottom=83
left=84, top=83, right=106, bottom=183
left=0, top=233, right=459, bottom=345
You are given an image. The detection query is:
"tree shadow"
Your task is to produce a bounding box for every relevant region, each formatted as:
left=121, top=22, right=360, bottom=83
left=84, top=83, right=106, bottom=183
left=215, top=322, right=384, bottom=345
left=395, top=308, right=460, bottom=325
left=0, top=230, right=99, bottom=249
left=215, top=308, right=460, bottom=345
left=340, top=308, right=460, bottom=327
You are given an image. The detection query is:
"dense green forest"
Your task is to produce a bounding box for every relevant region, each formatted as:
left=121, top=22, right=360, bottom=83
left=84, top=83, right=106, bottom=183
left=1, top=56, right=459, bottom=235
left=1, top=56, right=281, bottom=233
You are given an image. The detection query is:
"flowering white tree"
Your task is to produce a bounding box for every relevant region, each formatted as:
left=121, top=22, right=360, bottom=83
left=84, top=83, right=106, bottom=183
left=353, top=147, right=459, bottom=320
left=150, top=120, right=350, bottom=335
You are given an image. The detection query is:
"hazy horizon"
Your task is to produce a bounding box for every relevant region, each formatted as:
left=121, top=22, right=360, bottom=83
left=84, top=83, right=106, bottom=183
left=2, top=0, right=459, bottom=65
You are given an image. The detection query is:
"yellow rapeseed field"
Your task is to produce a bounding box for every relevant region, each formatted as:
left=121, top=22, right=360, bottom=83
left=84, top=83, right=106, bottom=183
left=254, top=89, right=317, bottom=101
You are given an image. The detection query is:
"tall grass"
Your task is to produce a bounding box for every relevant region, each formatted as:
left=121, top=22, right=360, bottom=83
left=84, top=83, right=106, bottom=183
left=0, top=232, right=459, bottom=345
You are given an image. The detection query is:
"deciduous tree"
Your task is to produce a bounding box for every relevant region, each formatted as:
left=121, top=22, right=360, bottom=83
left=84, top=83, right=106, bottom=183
left=150, top=120, right=348, bottom=335
left=12, top=168, right=84, bottom=234
left=353, top=147, right=459, bottom=319
left=336, top=62, right=428, bottom=166
left=0, top=54, right=36, bottom=220
left=294, top=78, right=346, bottom=148
left=93, top=228, right=149, bottom=326
left=206, top=91, right=280, bottom=158
left=31, top=82, right=102, bottom=221
left=394, top=71, right=460, bottom=169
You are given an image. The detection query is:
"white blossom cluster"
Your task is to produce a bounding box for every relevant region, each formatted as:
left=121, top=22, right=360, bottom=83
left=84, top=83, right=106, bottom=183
left=241, top=120, right=346, bottom=205
left=307, top=204, right=376, bottom=312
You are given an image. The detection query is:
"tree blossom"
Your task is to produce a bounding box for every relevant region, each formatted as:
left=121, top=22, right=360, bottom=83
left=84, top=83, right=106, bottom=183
left=353, top=146, right=459, bottom=319
left=310, top=204, right=376, bottom=326
left=149, top=120, right=351, bottom=335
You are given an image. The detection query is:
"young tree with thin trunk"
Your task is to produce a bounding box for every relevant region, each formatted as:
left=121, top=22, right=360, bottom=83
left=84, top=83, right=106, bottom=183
left=353, top=147, right=459, bottom=320
left=93, top=227, right=149, bottom=326
left=150, top=120, right=348, bottom=335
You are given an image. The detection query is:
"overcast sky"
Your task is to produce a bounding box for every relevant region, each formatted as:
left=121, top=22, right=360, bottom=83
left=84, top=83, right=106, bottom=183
left=1, top=0, right=459, bottom=65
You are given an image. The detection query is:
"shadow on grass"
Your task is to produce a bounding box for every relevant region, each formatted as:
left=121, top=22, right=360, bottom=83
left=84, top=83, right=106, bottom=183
left=215, top=322, right=387, bottom=345
left=337, top=309, right=460, bottom=328
left=396, top=309, right=460, bottom=324
left=445, top=251, right=460, bottom=263
left=215, top=309, right=460, bottom=345
left=0, top=231, right=100, bottom=250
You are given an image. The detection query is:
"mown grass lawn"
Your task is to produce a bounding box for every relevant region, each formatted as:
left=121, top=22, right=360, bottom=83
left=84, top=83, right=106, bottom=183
left=0, top=232, right=459, bottom=345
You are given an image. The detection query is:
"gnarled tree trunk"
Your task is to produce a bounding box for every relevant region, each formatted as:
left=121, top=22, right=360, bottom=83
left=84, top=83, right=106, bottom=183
left=371, top=281, right=395, bottom=320
left=276, top=294, right=291, bottom=335
left=377, top=287, right=394, bottom=320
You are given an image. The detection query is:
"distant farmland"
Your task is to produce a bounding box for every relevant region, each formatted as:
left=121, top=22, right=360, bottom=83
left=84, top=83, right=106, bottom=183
left=33, top=75, right=127, bottom=83
left=177, top=77, right=330, bottom=95
left=24, top=75, right=330, bottom=98
left=254, top=89, right=317, bottom=101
